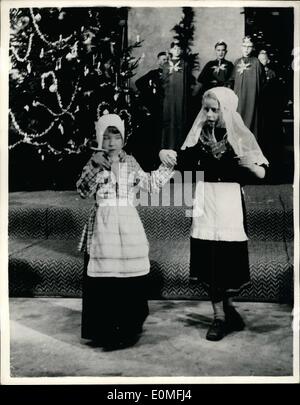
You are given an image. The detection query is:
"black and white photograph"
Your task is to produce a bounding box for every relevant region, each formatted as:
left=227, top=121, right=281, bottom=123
left=1, top=0, right=299, bottom=384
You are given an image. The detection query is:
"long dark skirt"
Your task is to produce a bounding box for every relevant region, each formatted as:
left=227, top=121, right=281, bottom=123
left=190, top=238, right=250, bottom=300
left=81, top=256, right=149, bottom=342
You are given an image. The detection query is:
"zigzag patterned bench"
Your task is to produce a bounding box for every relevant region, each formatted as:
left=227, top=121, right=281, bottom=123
left=8, top=185, right=294, bottom=302
left=9, top=239, right=293, bottom=302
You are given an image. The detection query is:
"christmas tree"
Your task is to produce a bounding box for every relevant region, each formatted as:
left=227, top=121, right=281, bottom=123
left=9, top=7, right=142, bottom=189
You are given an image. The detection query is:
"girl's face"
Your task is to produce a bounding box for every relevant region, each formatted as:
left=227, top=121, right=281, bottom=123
left=102, top=127, right=123, bottom=155
left=203, top=98, right=220, bottom=128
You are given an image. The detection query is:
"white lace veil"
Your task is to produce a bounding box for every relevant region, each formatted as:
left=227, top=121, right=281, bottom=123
left=181, top=87, right=269, bottom=166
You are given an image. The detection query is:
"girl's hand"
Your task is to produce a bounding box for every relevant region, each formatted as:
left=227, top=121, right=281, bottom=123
left=159, top=149, right=177, bottom=167
left=237, top=155, right=254, bottom=167
left=119, top=149, right=126, bottom=162
left=91, top=151, right=111, bottom=170
left=237, top=156, right=266, bottom=179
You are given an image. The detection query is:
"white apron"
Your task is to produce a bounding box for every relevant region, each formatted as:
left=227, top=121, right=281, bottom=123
left=191, top=181, right=248, bottom=242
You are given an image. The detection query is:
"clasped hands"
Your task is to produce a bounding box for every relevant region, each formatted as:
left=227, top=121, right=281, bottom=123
left=91, top=151, right=111, bottom=170
left=159, top=149, right=177, bottom=167
left=92, top=149, right=178, bottom=170
left=91, top=150, right=126, bottom=171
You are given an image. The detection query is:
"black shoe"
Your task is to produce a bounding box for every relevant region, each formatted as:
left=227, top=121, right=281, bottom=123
left=102, top=327, right=142, bottom=351
left=225, top=306, right=245, bottom=331
left=206, top=319, right=226, bottom=341
left=118, top=333, right=141, bottom=349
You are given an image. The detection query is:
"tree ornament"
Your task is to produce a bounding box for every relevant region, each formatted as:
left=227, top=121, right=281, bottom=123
left=55, top=58, right=62, bottom=71
left=66, top=52, right=73, bottom=61
left=83, top=30, right=95, bottom=54
left=71, top=42, right=78, bottom=57
left=58, top=12, right=66, bottom=20
left=34, top=13, right=42, bottom=22
left=58, top=124, right=64, bottom=134
left=49, top=83, right=57, bottom=92
left=95, top=62, right=102, bottom=75
left=110, top=41, right=116, bottom=54
left=19, top=16, right=30, bottom=28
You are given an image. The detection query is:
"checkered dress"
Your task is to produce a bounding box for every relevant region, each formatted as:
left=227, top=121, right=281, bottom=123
left=77, top=152, right=173, bottom=277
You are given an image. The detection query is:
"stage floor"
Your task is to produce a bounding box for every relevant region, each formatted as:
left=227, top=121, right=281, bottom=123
left=8, top=298, right=293, bottom=379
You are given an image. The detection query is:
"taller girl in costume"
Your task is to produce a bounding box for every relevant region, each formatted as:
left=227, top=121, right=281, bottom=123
left=160, top=87, right=268, bottom=341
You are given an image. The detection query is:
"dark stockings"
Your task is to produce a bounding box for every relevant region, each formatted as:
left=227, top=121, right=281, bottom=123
left=210, top=286, right=234, bottom=321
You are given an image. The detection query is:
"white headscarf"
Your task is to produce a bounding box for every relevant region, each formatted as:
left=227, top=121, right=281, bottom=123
left=181, top=87, right=269, bottom=166
left=94, top=113, right=125, bottom=150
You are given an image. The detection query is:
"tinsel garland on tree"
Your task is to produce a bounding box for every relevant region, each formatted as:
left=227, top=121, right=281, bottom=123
left=9, top=7, right=142, bottom=160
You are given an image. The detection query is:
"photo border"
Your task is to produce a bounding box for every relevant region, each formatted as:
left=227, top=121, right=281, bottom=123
left=1, top=0, right=299, bottom=385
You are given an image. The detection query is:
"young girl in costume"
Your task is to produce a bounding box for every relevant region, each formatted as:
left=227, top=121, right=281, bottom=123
left=77, top=113, right=172, bottom=349
left=160, top=87, right=268, bottom=341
